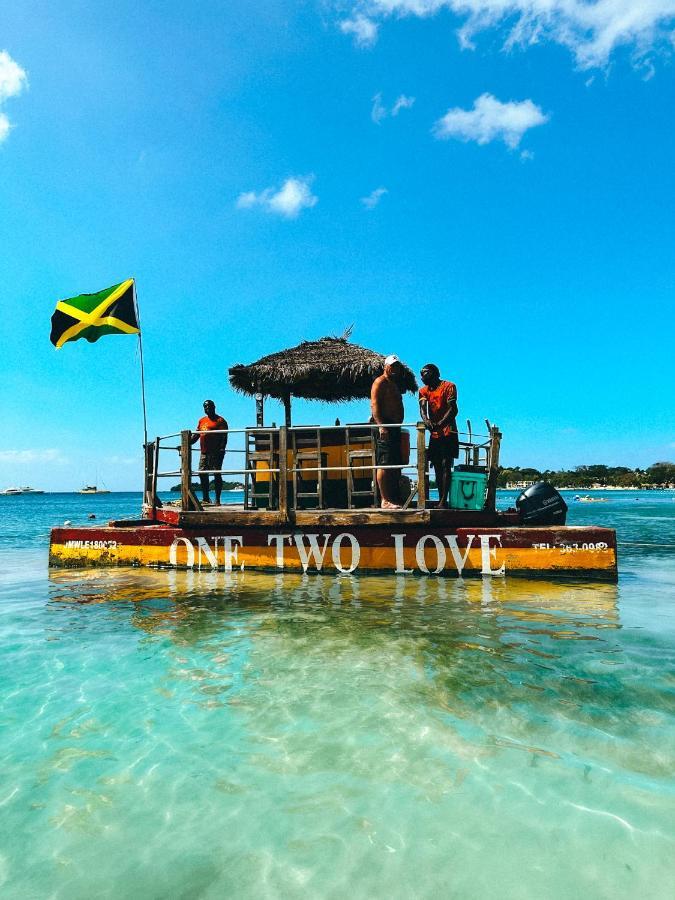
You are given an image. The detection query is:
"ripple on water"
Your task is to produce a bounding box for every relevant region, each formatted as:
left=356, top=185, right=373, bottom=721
left=0, top=543, right=674, bottom=897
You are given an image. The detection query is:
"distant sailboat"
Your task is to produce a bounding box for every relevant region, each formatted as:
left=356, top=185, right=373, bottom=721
left=80, top=470, right=110, bottom=494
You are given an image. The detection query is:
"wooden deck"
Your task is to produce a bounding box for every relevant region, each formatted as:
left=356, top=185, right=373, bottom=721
left=140, top=504, right=518, bottom=530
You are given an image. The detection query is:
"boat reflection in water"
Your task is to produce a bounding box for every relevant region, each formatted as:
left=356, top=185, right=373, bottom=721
left=46, top=567, right=622, bottom=762
left=47, top=566, right=619, bottom=646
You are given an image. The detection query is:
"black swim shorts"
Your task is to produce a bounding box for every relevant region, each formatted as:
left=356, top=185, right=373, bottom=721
left=199, top=450, right=225, bottom=473
left=428, top=433, right=459, bottom=465
left=375, top=427, right=402, bottom=467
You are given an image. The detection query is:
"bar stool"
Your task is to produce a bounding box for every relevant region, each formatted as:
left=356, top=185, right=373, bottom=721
left=245, top=430, right=277, bottom=509
left=292, top=429, right=324, bottom=509
left=345, top=427, right=378, bottom=509
left=346, top=447, right=378, bottom=508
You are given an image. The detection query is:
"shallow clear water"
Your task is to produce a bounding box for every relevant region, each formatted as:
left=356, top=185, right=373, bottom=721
left=1, top=492, right=674, bottom=898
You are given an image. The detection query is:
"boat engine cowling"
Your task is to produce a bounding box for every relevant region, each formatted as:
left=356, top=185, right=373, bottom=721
left=516, top=481, right=568, bottom=526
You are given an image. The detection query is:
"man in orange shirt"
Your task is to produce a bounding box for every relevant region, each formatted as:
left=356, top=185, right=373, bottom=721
left=419, top=364, right=458, bottom=508
left=192, top=400, right=228, bottom=504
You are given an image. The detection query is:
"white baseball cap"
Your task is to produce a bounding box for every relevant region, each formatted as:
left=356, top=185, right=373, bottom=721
left=384, top=354, right=399, bottom=366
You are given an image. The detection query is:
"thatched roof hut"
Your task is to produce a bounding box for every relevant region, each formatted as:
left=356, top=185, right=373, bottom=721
left=228, top=336, right=417, bottom=424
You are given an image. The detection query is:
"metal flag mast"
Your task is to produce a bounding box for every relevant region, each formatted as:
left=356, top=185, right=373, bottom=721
left=132, top=278, right=149, bottom=449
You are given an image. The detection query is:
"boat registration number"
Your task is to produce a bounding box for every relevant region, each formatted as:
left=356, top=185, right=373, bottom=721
left=532, top=542, right=609, bottom=552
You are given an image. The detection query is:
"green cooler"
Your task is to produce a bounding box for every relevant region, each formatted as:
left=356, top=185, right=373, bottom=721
left=449, top=469, right=488, bottom=510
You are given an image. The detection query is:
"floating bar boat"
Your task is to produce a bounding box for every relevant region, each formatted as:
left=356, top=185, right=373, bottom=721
left=49, top=420, right=618, bottom=581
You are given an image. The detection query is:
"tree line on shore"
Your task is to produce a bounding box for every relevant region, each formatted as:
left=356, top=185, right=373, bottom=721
left=169, top=463, right=675, bottom=494
left=497, top=462, right=675, bottom=489
left=170, top=480, right=244, bottom=492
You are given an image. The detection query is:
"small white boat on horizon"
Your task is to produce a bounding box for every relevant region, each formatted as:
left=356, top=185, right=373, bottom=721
left=0, top=486, right=45, bottom=495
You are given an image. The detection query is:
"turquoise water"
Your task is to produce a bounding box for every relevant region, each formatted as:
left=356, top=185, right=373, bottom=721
left=1, top=492, right=674, bottom=898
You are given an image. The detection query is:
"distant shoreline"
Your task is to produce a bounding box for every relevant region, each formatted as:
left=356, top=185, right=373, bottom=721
left=501, top=485, right=674, bottom=492
left=2, top=486, right=674, bottom=496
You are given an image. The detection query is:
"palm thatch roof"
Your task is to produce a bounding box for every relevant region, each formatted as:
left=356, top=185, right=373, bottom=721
left=228, top=336, right=417, bottom=402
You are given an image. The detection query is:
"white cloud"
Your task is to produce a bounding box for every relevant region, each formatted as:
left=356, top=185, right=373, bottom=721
left=342, top=2, right=675, bottom=69
left=236, top=190, right=259, bottom=209
left=0, top=50, right=26, bottom=101
left=236, top=176, right=318, bottom=219
left=268, top=177, right=318, bottom=217
left=340, top=14, right=379, bottom=47
left=0, top=448, right=66, bottom=464
left=433, top=93, right=549, bottom=149
left=371, top=92, right=415, bottom=123
left=361, top=186, right=388, bottom=208
left=392, top=94, right=415, bottom=115
left=0, top=50, right=27, bottom=142
left=371, top=92, right=387, bottom=123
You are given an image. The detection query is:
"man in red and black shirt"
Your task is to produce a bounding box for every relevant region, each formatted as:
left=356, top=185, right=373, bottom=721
left=419, top=364, right=458, bottom=508
left=191, top=400, right=228, bottom=504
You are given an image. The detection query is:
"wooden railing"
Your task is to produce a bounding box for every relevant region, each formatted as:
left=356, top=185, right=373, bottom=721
left=144, top=420, right=502, bottom=518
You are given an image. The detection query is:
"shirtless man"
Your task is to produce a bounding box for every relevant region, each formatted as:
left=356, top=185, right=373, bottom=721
left=370, top=354, right=405, bottom=508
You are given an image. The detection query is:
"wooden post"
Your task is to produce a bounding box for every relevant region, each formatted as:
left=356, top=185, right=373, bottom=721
left=283, top=393, right=292, bottom=428
left=144, top=442, right=154, bottom=509
left=180, top=430, right=193, bottom=511
left=346, top=426, right=352, bottom=509
left=278, top=426, right=288, bottom=521
left=416, top=422, right=427, bottom=510
left=152, top=438, right=162, bottom=511
left=486, top=425, right=502, bottom=512
left=316, top=427, right=324, bottom=509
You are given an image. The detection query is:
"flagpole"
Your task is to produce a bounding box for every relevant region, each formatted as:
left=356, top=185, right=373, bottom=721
left=132, top=279, right=149, bottom=449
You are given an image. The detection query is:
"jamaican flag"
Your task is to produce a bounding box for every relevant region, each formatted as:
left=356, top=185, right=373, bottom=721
left=50, top=279, right=139, bottom=348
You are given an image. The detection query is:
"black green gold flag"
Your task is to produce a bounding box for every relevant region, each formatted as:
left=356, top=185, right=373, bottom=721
left=50, top=279, right=139, bottom=348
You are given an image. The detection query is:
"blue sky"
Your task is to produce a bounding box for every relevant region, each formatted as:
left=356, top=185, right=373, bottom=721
left=1, top=0, right=674, bottom=490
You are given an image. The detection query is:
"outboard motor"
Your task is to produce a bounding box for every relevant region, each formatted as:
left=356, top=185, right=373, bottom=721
left=516, top=481, right=568, bottom=526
